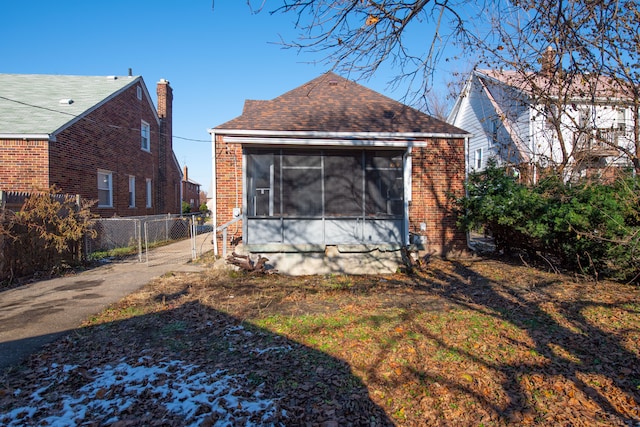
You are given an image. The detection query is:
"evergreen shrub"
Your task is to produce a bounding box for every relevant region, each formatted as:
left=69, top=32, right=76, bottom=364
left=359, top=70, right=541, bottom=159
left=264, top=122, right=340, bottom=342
left=457, top=161, right=640, bottom=283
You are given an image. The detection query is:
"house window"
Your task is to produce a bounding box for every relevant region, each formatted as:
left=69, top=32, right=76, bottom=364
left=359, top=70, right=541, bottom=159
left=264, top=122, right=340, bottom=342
left=474, top=148, right=483, bottom=170
left=490, top=119, right=499, bottom=146
left=545, top=104, right=558, bottom=129
left=579, top=108, right=592, bottom=130
left=246, top=149, right=404, bottom=219
left=616, top=108, right=626, bottom=131
left=141, top=121, right=150, bottom=152
left=146, top=178, right=152, bottom=208
left=128, top=176, right=136, bottom=207
left=281, top=150, right=323, bottom=216
left=97, top=170, right=113, bottom=208
left=137, top=86, right=142, bottom=100
left=363, top=151, right=404, bottom=217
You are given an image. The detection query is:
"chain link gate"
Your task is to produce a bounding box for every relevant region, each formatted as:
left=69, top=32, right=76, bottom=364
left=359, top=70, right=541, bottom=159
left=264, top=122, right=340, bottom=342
left=143, top=214, right=213, bottom=266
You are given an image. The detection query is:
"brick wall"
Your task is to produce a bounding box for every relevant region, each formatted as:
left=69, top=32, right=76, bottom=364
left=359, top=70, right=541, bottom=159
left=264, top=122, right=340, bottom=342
left=157, top=79, right=186, bottom=216
left=214, top=135, right=243, bottom=253
left=0, top=80, right=181, bottom=217
left=49, top=82, right=161, bottom=217
left=0, top=139, right=50, bottom=191
left=182, top=181, right=201, bottom=211
left=409, top=138, right=468, bottom=256
left=156, top=79, right=181, bottom=214
left=214, top=136, right=468, bottom=256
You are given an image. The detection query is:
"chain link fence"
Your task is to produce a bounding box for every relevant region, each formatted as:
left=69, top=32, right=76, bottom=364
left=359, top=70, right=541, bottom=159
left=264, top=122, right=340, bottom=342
left=85, top=213, right=213, bottom=264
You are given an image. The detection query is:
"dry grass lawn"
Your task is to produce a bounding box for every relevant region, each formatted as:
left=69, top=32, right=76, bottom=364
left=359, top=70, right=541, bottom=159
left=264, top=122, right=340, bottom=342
left=1, top=255, right=639, bottom=426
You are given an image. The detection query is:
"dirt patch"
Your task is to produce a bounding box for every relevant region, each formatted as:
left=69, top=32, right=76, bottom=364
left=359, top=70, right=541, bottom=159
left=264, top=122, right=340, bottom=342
left=1, top=256, right=639, bottom=426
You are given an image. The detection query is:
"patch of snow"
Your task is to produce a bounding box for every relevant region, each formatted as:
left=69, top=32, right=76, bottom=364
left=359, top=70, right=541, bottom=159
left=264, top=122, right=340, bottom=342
left=0, top=358, right=284, bottom=427
left=250, top=346, right=293, bottom=356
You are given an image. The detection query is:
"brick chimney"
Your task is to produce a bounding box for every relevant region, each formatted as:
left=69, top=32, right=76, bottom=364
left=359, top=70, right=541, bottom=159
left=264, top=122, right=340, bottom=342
left=156, top=79, right=173, bottom=212
left=157, top=79, right=173, bottom=150
left=540, top=46, right=557, bottom=78
left=183, top=165, right=188, bottom=182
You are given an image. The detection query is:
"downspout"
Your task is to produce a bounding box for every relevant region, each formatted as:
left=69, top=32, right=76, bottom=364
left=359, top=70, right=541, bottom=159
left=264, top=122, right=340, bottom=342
left=529, top=107, right=537, bottom=184
left=209, top=130, right=218, bottom=257
left=464, top=135, right=474, bottom=252
left=180, top=172, right=184, bottom=216
left=404, top=146, right=412, bottom=247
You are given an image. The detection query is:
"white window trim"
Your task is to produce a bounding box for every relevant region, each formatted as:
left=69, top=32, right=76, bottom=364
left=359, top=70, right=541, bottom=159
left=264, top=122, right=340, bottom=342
left=146, top=178, right=153, bottom=208
left=137, top=86, right=142, bottom=100
left=616, top=108, right=626, bottom=131
left=475, top=148, right=483, bottom=170
left=490, top=119, right=499, bottom=147
left=141, top=120, right=150, bottom=152
left=128, top=175, right=136, bottom=208
left=97, top=170, right=113, bottom=208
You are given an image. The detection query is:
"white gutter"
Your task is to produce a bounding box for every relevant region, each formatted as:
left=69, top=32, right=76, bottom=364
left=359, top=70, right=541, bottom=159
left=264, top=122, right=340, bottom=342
left=0, top=133, right=54, bottom=141
left=207, top=129, right=218, bottom=257
left=214, top=128, right=470, bottom=140
left=222, top=136, right=429, bottom=148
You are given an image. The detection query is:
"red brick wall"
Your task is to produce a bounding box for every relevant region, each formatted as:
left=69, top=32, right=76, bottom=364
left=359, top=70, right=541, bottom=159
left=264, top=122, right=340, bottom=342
left=214, top=136, right=468, bottom=256
left=1, top=80, right=181, bottom=217
left=182, top=181, right=201, bottom=211
left=0, top=139, right=50, bottom=190
left=409, top=138, right=468, bottom=256
left=48, top=82, right=163, bottom=217
left=214, top=135, right=243, bottom=253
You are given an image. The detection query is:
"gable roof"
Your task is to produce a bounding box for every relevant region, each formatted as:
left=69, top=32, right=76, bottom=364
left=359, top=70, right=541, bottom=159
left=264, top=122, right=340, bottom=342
left=0, top=74, right=152, bottom=138
left=215, top=72, right=467, bottom=137
left=475, top=69, right=632, bottom=103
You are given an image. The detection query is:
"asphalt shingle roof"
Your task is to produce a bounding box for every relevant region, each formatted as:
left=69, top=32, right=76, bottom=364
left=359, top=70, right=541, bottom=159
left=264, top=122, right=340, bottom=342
left=476, top=69, right=632, bottom=101
left=215, top=72, right=467, bottom=135
left=0, top=74, right=141, bottom=136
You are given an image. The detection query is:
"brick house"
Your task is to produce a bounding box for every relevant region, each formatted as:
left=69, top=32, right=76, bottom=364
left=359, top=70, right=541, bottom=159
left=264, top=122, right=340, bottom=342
left=0, top=73, right=182, bottom=216
left=209, top=72, right=469, bottom=272
left=181, top=166, right=201, bottom=212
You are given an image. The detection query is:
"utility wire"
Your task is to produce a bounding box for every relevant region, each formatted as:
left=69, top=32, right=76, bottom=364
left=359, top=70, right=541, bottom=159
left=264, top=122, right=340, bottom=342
left=0, top=95, right=211, bottom=143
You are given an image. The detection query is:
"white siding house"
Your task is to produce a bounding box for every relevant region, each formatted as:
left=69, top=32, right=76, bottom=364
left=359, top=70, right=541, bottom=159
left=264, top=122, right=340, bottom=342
left=448, top=69, right=635, bottom=182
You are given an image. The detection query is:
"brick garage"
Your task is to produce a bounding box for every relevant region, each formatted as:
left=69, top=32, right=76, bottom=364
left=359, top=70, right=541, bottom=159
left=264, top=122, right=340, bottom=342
left=210, top=72, right=469, bottom=264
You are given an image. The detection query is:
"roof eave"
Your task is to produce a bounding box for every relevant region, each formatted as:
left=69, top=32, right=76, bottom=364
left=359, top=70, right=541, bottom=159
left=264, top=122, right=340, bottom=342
left=0, top=133, right=54, bottom=141
left=208, top=128, right=469, bottom=141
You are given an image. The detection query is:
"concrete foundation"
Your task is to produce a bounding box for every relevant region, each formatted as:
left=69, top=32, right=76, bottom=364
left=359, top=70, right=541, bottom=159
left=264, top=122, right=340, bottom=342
left=227, top=244, right=405, bottom=275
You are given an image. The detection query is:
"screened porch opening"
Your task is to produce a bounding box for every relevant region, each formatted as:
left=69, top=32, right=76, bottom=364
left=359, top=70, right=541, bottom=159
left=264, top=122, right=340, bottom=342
left=245, top=147, right=405, bottom=248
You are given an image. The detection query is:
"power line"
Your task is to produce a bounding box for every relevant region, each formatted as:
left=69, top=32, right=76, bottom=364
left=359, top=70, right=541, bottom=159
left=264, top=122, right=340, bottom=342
left=0, top=95, right=211, bottom=143
left=173, top=135, right=210, bottom=143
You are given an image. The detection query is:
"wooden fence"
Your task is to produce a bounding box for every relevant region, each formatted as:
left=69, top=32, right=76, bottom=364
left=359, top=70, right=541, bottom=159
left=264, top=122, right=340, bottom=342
left=0, top=190, right=80, bottom=212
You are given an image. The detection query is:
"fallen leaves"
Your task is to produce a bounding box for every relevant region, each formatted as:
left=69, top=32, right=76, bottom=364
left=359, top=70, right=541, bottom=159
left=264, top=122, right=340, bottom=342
left=1, top=257, right=639, bottom=426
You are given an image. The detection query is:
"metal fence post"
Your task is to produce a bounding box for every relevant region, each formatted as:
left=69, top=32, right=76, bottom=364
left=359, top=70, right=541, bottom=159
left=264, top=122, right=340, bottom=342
left=145, top=221, right=149, bottom=264
left=222, top=227, right=228, bottom=259
left=137, top=219, right=142, bottom=262
left=191, top=217, right=197, bottom=261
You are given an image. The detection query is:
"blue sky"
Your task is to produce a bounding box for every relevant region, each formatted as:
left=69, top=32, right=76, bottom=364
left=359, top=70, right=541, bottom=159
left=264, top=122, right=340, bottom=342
left=1, top=1, right=463, bottom=194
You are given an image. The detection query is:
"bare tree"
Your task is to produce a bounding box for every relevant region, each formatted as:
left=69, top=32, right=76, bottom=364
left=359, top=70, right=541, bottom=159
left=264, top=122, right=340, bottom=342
left=468, top=0, right=640, bottom=176
left=263, top=0, right=485, bottom=106
left=248, top=0, right=638, bottom=175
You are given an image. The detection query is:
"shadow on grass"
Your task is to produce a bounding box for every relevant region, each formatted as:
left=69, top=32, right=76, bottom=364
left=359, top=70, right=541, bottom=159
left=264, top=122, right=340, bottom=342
left=0, top=301, right=392, bottom=426
left=388, top=259, right=640, bottom=424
